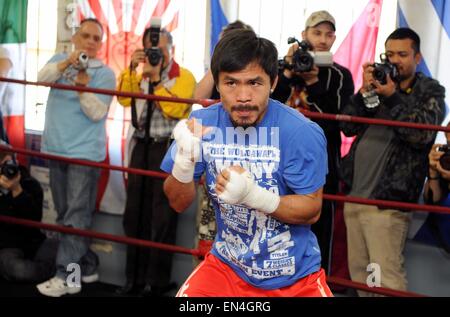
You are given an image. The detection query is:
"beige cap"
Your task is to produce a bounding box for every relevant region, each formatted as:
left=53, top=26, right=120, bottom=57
left=305, top=10, right=336, bottom=30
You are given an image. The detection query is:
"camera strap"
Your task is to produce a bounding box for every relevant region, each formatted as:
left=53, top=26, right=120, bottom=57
left=131, top=97, right=139, bottom=130
left=143, top=81, right=155, bottom=142
left=130, top=60, right=163, bottom=135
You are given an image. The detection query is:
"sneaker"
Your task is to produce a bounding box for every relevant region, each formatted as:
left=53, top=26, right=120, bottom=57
left=37, top=276, right=82, bottom=297
left=80, top=249, right=99, bottom=284
left=82, top=272, right=99, bottom=284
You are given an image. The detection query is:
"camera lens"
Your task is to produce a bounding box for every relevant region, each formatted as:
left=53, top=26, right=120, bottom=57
left=76, top=53, right=89, bottom=70
left=145, top=48, right=163, bottom=66
left=0, top=160, right=19, bottom=179
left=299, top=55, right=311, bottom=65
left=372, top=64, right=389, bottom=85
left=373, top=69, right=385, bottom=82
left=293, top=51, right=313, bottom=72
left=79, top=53, right=88, bottom=62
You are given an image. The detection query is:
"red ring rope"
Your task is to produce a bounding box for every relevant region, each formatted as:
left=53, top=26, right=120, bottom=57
left=0, top=215, right=201, bottom=257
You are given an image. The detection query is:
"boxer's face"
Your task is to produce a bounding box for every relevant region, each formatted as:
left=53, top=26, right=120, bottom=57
left=217, top=62, right=276, bottom=128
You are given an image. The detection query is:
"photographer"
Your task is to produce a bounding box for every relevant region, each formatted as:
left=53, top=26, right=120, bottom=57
left=340, top=28, right=446, bottom=295
left=272, top=10, right=354, bottom=274
left=0, top=144, right=52, bottom=282
left=422, top=127, right=450, bottom=253
left=116, top=25, right=196, bottom=296
left=425, top=140, right=450, bottom=204
left=36, top=18, right=116, bottom=297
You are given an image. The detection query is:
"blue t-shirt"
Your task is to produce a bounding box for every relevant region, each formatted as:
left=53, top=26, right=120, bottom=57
left=42, top=53, right=116, bottom=161
left=161, top=99, right=328, bottom=289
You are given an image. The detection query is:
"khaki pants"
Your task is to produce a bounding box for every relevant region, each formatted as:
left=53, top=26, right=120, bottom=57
left=343, top=202, right=411, bottom=296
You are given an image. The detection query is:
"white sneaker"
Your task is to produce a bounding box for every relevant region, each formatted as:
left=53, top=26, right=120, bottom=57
left=37, top=277, right=82, bottom=297
left=82, top=272, right=99, bottom=284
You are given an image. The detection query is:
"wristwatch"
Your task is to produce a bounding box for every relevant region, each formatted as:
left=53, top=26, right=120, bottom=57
left=362, top=89, right=380, bottom=109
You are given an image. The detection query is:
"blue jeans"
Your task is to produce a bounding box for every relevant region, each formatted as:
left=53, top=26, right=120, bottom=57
left=49, top=161, right=100, bottom=279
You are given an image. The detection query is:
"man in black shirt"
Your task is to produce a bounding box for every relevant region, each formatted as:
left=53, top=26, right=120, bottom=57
left=272, top=10, right=354, bottom=274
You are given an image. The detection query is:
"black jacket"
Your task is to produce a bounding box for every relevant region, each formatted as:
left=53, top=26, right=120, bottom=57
left=272, top=63, right=355, bottom=192
left=340, top=73, right=446, bottom=203
left=0, top=165, right=45, bottom=257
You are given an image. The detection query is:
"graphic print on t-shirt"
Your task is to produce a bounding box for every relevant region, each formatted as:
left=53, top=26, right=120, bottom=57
left=160, top=100, right=326, bottom=288
left=203, top=138, right=297, bottom=280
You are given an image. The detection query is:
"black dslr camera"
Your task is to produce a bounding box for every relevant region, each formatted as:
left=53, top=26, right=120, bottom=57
left=278, top=37, right=333, bottom=73
left=372, top=53, right=399, bottom=85
left=144, top=18, right=163, bottom=66
left=0, top=160, right=19, bottom=179
left=438, top=145, right=450, bottom=171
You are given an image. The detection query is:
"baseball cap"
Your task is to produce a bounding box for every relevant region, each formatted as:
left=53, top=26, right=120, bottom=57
left=305, top=10, right=336, bottom=31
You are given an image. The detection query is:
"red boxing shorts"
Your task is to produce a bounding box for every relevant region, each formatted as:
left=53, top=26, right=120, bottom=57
left=176, top=253, right=333, bottom=297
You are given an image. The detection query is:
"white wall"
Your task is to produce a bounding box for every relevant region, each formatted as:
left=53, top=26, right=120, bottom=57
left=180, top=0, right=398, bottom=78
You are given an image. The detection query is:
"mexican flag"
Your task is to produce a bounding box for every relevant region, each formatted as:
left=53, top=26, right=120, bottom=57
left=0, top=0, right=27, bottom=162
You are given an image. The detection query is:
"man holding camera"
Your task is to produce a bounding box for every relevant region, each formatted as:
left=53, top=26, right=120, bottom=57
left=272, top=10, right=354, bottom=274
left=36, top=18, right=116, bottom=297
left=0, top=143, right=53, bottom=283
left=116, top=25, right=196, bottom=296
left=422, top=123, right=450, bottom=253
left=426, top=129, right=450, bottom=203
left=340, top=28, right=445, bottom=295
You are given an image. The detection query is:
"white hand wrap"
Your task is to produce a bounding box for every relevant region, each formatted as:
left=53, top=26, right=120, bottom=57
left=171, top=119, right=201, bottom=183
left=219, top=170, right=280, bottom=214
